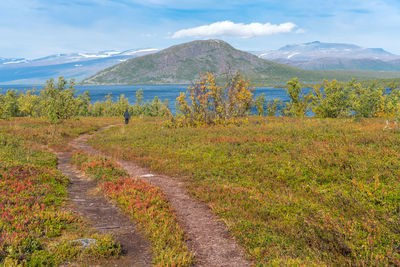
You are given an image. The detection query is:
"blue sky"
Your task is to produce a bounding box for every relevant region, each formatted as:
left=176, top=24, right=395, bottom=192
left=1, top=0, right=400, bottom=58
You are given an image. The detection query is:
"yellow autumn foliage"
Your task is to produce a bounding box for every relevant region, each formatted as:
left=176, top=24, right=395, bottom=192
left=174, top=71, right=254, bottom=126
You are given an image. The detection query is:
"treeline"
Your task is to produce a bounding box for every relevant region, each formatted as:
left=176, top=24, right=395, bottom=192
left=174, top=72, right=400, bottom=126
left=255, top=78, right=400, bottom=118
left=1, top=74, right=399, bottom=125
left=0, top=77, right=170, bottom=122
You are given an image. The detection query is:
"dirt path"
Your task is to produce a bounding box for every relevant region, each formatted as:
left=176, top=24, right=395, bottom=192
left=70, top=126, right=251, bottom=267
left=54, top=148, right=152, bottom=266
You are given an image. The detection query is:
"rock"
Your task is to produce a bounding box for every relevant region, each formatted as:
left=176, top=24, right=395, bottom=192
left=70, top=238, right=97, bottom=248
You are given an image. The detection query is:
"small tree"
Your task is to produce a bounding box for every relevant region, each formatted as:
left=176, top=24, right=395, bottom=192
left=75, top=91, right=91, bottom=116
left=90, top=101, right=105, bottom=116
left=0, top=92, right=6, bottom=119
left=115, top=94, right=130, bottom=116
left=18, top=89, right=40, bottom=117
left=374, top=87, right=400, bottom=118
left=40, top=77, right=77, bottom=123
left=283, top=78, right=313, bottom=117
left=312, top=80, right=351, bottom=118
left=349, top=80, right=380, bottom=118
left=174, top=71, right=254, bottom=126
left=148, top=96, right=162, bottom=117
left=103, top=93, right=116, bottom=116
left=2, top=89, right=19, bottom=119
left=132, top=89, right=145, bottom=116
left=225, top=72, right=254, bottom=119
left=266, top=99, right=281, bottom=117
left=255, top=93, right=266, bottom=116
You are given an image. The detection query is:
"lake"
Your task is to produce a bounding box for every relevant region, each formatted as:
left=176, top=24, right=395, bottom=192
left=0, top=84, right=293, bottom=113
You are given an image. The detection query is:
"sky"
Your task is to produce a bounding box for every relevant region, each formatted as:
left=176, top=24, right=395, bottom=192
left=1, top=0, right=400, bottom=58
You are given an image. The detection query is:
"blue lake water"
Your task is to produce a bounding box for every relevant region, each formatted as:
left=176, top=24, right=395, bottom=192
left=0, top=84, right=294, bottom=113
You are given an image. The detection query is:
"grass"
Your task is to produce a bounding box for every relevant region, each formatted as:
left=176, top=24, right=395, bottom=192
left=89, top=116, right=400, bottom=266
left=0, top=117, right=119, bottom=152
left=71, top=151, right=195, bottom=266
left=0, top=117, right=122, bottom=266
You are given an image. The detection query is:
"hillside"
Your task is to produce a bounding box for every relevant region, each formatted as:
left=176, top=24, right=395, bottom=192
left=258, top=41, right=398, bottom=60
left=273, top=57, right=400, bottom=71
left=0, top=49, right=157, bottom=84
left=89, top=117, right=400, bottom=265
left=257, top=41, right=400, bottom=71
left=83, top=40, right=400, bottom=85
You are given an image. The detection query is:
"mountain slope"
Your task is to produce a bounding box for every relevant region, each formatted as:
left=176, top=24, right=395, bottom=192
left=257, top=41, right=400, bottom=71
left=0, top=49, right=158, bottom=84
left=84, top=40, right=400, bottom=85
left=258, top=41, right=398, bottom=61
left=272, top=57, right=400, bottom=71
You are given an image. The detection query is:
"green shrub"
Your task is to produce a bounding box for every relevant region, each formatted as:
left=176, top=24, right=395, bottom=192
left=174, top=71, right=254, bottom=126
left=283, top=78, right=313, bottom=117
left=312, top=79, right=351, bottom=118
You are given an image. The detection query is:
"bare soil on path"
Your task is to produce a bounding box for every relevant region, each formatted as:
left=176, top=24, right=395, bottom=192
left=54, top=147, right=152, bottom=266
left=70, top=126, right=251, bottom=267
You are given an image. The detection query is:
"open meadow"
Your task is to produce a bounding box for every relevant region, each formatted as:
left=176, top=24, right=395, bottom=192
left=3, top=0, right=400, bottom=264
left=1, top=74, right=400, bottom=266
left=89, top=116, right=400, bottom=265
left=0, top=117, right=123, bottom=265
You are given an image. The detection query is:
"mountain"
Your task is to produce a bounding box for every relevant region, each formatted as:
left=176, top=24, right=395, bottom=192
left=271, top=57, right=400, bottom=71
left=84, top=39, right=400, bottom=85
left=0, top=57, right=29, bottom=65
left=256, top=41, right=400, bottom=71
left=0, top=49, right=158, bottom=84
left=257, top=41, right=397, bottom=60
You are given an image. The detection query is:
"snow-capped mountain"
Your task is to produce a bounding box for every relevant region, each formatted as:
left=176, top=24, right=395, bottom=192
left=0, top=48, right=158, bottom=84
left=28, top=49, right=158, bottom=65
left=0, top=57, right=29, bottom=65
left=255, top=41, right=400, bottom=71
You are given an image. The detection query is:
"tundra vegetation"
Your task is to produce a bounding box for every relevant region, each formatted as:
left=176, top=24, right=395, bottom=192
left=88, top=73, right=400, bottom=265
left=90, top=117, right=400, bottom=265
left=0, top=77, right=170, bottom=122
left=1, top=72, right=400, bottom=266
left=0, top=118, right=121, bottom=266
left=1, top=74, right=399, bottom=123
left=173, top=73, right=399, bottom=125
left=71, top=151, right=195, bottom=266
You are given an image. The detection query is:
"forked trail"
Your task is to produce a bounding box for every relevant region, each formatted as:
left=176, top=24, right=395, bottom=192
left=54, top=145, right=152, bottom=266
left=70, top=126, right=250, bottom=267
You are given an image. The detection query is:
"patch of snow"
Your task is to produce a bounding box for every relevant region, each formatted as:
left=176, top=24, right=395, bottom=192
left=104, top=51, right=120, bottom=56
left=122, top=48, right=158, bottom=55
left=259, top=52, right=272, bottom=57
left=78, top=53, right=110, bottom=58
left=3, top=59, right=28, bottom=64
left=287, top=52, right=300, bottom=59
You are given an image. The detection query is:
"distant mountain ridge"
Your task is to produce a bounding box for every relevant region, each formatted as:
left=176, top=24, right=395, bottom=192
left=3, top=40, right=400, bottom=85
left=83, top=39, right=400, bottom=85
left=256, top=41, right=400, bottom=71
left=0, top=49, right=158, bottom=84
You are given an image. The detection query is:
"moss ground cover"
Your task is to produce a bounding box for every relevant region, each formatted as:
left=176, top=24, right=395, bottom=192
left=0, top=117, right=119, bottom=152
left=71, top=151, right=195, bottom=266
left=0, top=117, right=121, bottom=266
left=89, top=117, right=400, bottom=265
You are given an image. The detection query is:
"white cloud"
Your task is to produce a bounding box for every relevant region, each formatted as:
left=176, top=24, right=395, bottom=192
left=172, top=21, right=297, bottom=39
